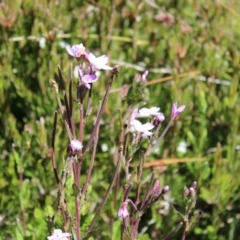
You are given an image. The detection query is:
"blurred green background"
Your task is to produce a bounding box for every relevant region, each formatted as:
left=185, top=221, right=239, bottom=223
left=0, top=0, right=240, bottom=239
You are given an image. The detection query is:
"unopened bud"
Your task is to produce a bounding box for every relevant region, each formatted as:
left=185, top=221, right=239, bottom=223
left=153, top=113, right=165, bottom=126
left=162, top=185, right=170, bottom=194
left=183, top=186, right=190, bottom=197
left=152, top=180, right=161, bottom=196
left=191, top=181, right=197, bottom=189
left=189, top=187, right=196, bottom=197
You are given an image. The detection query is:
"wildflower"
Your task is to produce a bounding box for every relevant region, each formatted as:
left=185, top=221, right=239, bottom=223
left=78, top=68, right=98, bottom=89
left=141, top=70, right=149, bottom=82
left=86, top=52, right=112, bottom=70
left=137, top=107, right=161, bottom=118
left=68, top=140, right=83, bottom=153
left=131, top=120, right=154, bottom=136
left=177, top=141, right=188, bottom=154
left=66, top=43, right=86, bottom=58
left=47, top=229, right=71, bottom=240
left=118, top=201, right=129, bottom=218
left=171, top=102, right=185, bottom=120
left=129, top=108, right=138, bottom=124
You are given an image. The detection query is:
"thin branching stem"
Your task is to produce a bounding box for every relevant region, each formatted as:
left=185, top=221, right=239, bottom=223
left=163, top=222, right=183, bottom=240
left=81, top=101, right=101, bottom=199
left=68, top=64, right=75, bottom=138
left=84, top=69, right=117, bottom=154
left=139, top=171, right=155, bottom=211
left=83, top=145, right=123, bottom=240
left=135, top=151, right=144, bottom=205
left=51, top=111, right=67, bottom=227
left=144, top=120, right=173, bottom=158
left=58, top=66, right=73, bottom=135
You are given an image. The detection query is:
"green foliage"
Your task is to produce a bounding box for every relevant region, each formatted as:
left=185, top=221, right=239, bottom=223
left=0, top=0, right=240, bottom=239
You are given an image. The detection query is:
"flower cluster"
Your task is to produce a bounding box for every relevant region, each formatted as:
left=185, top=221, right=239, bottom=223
left=129, top=106, right=165, bottom=138
left=128, top=103, right=185, bottom=139
left=66, top=43, right=112, bottom=89
left=118, top=182, right=170, bottom=219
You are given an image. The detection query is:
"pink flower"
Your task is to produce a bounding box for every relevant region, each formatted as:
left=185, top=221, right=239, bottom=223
left=153, top=113, right=165, bottom=125
left=171, top=102, right=185, bottom=120
left=118, top=201, right=129, bottom=218
left=86, top=52, right=112, bottom=70
left=78, top=68, right=98, bottom=89
left=82, top=74, right=98, bottom=89
left=69, top=140, right=83, bottom=153
left=66, top=43, right=86, bottom=58
left=134, top=70, right=149, bottom=83
left=129, top=108, right=138, bottom=124
left=131, top=120, right=154, bottom=136
left=47, top=229, right=71, bottom=240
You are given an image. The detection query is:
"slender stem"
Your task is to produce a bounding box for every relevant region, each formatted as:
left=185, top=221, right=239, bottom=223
left=144, top=120, right=173, bottom=158
left=126, top=199, right=138, bottom=211
left=68, top=64, right=75, bottom=138
left=58, top=66, right=73, bottom=135
left=123, top=184, right=133, bottom=201
left=85, top=84, right=92, bottom=119
left=75, top=197, right=81, bottom=240
left=139, top=171, right=155, bottom=211
left=81, top=102, right=101, bottom=199
left=135, top=151, right=144, bottom=205
left=83, top=145, right=123, bottom=240
left=181, top=221, right=188, bottom=240
left=51, top=111, right=67, bottom=227
left=163, top=222, right=183, bottom=240
left=51, top=111, right=59, bottom=185
left=75, top=104, right=84, bottom=240
left=56, top=92, right=72, bottom=141
left=84, top=69, right=117, bottom=154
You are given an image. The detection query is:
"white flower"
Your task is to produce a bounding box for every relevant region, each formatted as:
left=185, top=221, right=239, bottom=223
left=177, top=141, right=188, bottom=154
left=47, top=229, right=71, bottom=240
left=86, top=52, right=112, bottom=70
left=130, top=119, right=154, bottom=136
left=141, top=70, right=149, bottom=82
left=137, top=107, right=161, bottom=117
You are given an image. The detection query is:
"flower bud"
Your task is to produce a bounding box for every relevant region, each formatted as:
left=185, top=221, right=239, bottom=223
left=162, top=185, right=170, bottom=194
left=153, top=113, right=165, bottom=126
left=152, top=180, right=161, bottom=196
left=189, top=187, right=196, bottom=197
left=191, top=181, right=197, bottom=189
left=183, top=186, right=190, bottom=197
